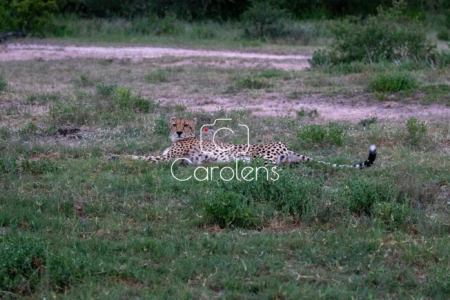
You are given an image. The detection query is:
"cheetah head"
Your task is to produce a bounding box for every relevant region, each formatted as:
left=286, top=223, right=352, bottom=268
left=169, top=117, right=197, bottom=142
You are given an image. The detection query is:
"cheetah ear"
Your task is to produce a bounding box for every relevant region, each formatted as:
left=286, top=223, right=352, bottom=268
left=170, top=117, right=177, bottom=122
left=192, top=117, right=197, bottom=124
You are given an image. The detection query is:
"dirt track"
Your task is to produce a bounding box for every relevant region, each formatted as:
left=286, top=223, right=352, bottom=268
left=0, top=43, right=311, bottom=70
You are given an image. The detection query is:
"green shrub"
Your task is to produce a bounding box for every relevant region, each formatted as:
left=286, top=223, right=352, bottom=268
left=203, top=191, right=257, bottom=228
left=406, top=116, right=427, bottom=145
left=96, top=82, right=117, bottom=96
left=343, top=178, right=406, bottom=216
left=437, top=29, right=450, bottom=41
left=0, top=76, right=7, bottom=92
left=113, top=87, right=156, bottom=113
left=242, top=2, right=286, bottom=39
left=369, top=72, right=417, bottom=92
left=311, top=1, right=433, bottom=65
left=146, top=69, right=168, bottom=83
left=49, top=100, right=92, bottom=125
left=0, top=0, right=57, bottom=33
left=297, top=123, right=345, bottom=146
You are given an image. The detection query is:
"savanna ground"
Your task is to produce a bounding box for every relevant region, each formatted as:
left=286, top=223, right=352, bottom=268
left=1, top=33, right=450, bottom=299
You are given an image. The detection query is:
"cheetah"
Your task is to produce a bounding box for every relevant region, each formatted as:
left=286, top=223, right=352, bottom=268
left=109, top=117, right=376, bottom=168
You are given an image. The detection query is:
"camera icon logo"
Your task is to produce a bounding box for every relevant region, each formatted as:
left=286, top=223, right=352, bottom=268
left=199, top=118, right=250, bottom=154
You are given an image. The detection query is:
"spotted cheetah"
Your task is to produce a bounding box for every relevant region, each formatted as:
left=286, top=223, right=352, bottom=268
left=109, top=117, right=376, bottom=168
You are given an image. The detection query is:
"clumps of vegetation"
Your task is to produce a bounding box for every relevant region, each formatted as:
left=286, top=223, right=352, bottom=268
left=296, top=107, right=319, bottom=119
left=297, top=123, right=345, bottom=147
left=49, top=100, right=93, bottom=125
left=369, top=72, right=417, bottom=92
left=0, top=0, right=57, bottom=34
left=242, top=2, right=286, bottom=39
left=358, top=114, right=378, bottom=128
left=0, top=76, right=7, bottom=92
left=96, top=82, right=117, bottom=96
left=203, top=191, right=257, bottom=228
left=420, top=84, right=450, bottom=104
left=406, top=116, right=427, bottom=145
left=113, top=87, right=158, bottom=113
left=27, top=91, right=61, bottom=103
left=241, top=2, right=318, bottom=44
left=437, top=28, right=449, bottom=41
left=233, top=75, right=272, bottom=91
left=0, top=156, right=59, bottom=174
left=153, top=113, right=167, bottom=135
left=257, top=69, right=290, bottom=79
left=310, top=1, right=434, bottom=65
left=343, top=177, right=410, bottom=228
left=146, top=69, right=168, bottom=83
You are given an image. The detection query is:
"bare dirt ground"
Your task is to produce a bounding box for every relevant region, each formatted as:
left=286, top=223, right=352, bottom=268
left=0, top=43, right=311, bottom=71
left=1, top=43, right=449, bottom=122
left=178, top=93, right=450, bottom=122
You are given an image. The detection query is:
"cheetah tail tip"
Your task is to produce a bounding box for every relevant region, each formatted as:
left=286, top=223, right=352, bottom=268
left=369, top=145, right=376, bottom=154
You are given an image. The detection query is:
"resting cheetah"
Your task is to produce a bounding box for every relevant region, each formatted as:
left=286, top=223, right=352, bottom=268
left=109, top=117, right=377, bottom=168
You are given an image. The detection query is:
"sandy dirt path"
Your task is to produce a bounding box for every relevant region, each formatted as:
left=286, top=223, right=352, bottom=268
left=0, top=43, right=311, bottom=70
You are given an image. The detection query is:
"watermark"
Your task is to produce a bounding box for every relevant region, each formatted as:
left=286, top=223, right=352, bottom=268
left=171, top=119, right=280, bottom=182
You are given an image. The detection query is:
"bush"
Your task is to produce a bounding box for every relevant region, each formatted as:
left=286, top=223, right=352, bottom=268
left=297, top=123, right=345, bottom=146
left=146, top=69, right=168, bottom=83
left=96, top=82, right=117, bottom=96
left=0, top=76, right=6, bottom=92
left=343, top=178, right=407, bottom=216
left=0, top=0, right=57, bottom=33
left=242, top=2, right=286, bottom=39
left=437, top=29, right=450, bottom=41
left=369, top=72, right=417, bottom=92
left=406, top=116, right=426, bottom=145
left=203, top=191, right=257, bottom=228
left=311, top=0, right=433, bottom=65
left=113, top=87, right=157, bottom=113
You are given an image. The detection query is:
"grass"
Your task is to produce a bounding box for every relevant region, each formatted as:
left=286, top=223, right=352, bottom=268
left=37, top=14, right=330, bottom=54
left=0, top=54, right=450, bottom=298
left=369, top=72, right=418, bottom=93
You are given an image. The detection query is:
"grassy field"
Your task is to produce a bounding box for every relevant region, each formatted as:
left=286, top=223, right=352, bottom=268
left=1, top=53, right=450, bottom=299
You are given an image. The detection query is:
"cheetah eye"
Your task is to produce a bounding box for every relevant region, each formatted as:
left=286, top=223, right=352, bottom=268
left=172, top=124, right=176, bottom=127
left=184, top=124, right=188, bottom=127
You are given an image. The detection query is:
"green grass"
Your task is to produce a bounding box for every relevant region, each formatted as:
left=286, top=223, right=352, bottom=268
left=369, top=72, right=418, bottom=93
left=0, top=55, right=450, bottom=298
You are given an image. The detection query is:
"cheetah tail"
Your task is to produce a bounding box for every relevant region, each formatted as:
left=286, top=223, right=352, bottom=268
left=316, top=145, right=377, bottom=169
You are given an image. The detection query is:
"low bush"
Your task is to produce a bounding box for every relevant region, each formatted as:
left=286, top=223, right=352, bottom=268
left=369, top=72, right=417, bottom=92
left=437, top=29, right=450, bottom=41
left=96, top=82, right=117, bottom=96
left=146, top=69, right=168, bottom=83
left=113, top=87, right=158, bottom=113
left=0, top=0, right=57, bottom=33
left=203, top=191, right=257, bottom=228
left=406, top=116, right=427, bottom=145
left=310, top=1, right=434, bottom=65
